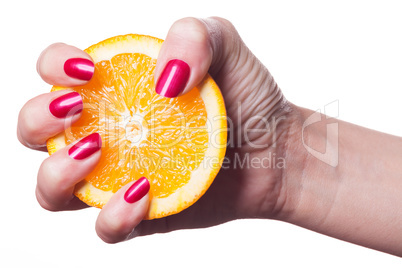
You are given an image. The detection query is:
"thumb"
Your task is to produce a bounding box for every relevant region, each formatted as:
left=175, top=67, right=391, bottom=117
left=154, top=17, right=241, bottom=98
left=155, top=17, right=284, bottom=149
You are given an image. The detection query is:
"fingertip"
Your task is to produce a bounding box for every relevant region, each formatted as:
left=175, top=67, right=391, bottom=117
left=37, top=43, right=94, bottom=87
left=155, top=17, right=213, bottom=98
left=96, top=178, right=150, bottom=243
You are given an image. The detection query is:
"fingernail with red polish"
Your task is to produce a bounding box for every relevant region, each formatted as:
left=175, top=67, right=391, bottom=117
left=49, top=92, right=83, bottom=118
left=68, top=133, right=102, bottom=160
left=124, top=177, right=150, bottom=203
left=155, top=59, right=190, bottom=98
left=64, top=58, right=94, bottom=81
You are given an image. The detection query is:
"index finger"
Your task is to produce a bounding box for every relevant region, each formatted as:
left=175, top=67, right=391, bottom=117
left=37, top=43, right=94, bottom=87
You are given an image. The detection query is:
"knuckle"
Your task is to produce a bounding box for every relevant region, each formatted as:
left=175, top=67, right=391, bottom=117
left=35, top=187, right=58, bottom=212
left=202, top=17, right=242, bottom=68
left=205, top=16, right=240, bottom=44
left=18, top=98, right=43, bottom=140
left=39, top=157, right=67, bottom=191
left=209, top=16, right=236, bottom=32
left=18, top=101, right=35, bottom=134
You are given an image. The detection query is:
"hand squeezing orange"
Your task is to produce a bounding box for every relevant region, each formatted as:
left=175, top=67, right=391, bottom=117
left=47, top=34, right=227, bottom=219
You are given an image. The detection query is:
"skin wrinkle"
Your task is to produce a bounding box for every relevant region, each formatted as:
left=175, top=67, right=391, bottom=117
left=209, top=35, right=286, bottom=217
left=246, top=136, right=281, bottom=218
left=276, top=109, right=339, bottom=224
left=226, top=51, right=284, bottom=147
left=270, top=108, right=300, bottom=220
left=256, top=107, right=292, bottom=221
left=202, top=21, right=291, bottom=229
left=241, top=73, right=278, bottom=126
left=209, top=25, right=245, bottom=79
left=201, top=18, right=224, bottom=76
left=223, top=51, right=260, bottom=114
left=216, top=52, right=245, bottom=101
left=249, top=96, right=292, bottom=217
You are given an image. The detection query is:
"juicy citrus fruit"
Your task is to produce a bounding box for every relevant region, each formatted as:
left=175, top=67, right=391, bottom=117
left=46, top=34, right=227, bottom=219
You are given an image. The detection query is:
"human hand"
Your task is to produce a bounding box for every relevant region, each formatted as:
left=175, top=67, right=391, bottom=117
left=17, top=17, right=295, bottom=243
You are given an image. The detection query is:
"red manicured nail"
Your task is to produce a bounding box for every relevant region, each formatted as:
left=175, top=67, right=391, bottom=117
left=68, top=133, right=102, bottom=160
left=64, top=58, right=94, bottom=81
left=49, top=92, right=83, bottom=118
left=155, top=59, right=190, bottom=98
left=124, top=177, right=150, bottom=203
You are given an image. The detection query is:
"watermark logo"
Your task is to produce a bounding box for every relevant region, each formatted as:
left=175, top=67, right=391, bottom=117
left=61, top=99, right=340, bottom=170
left=302, top=100, right=339, bottom=167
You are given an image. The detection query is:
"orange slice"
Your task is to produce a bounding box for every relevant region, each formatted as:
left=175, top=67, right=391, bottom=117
left=46, top=34, right=227, bottom=219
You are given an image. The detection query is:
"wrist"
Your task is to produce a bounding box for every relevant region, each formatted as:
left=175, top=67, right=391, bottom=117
left=272, top=105, right=339, bottom=224
left=235, top=100, right=305, bottom=220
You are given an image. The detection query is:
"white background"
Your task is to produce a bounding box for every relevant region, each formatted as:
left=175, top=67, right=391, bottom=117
left=1, top=0, right=402, bottom=267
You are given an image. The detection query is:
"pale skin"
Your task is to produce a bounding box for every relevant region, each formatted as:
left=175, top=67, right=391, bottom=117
left=17, top=17, right=402, bottom=255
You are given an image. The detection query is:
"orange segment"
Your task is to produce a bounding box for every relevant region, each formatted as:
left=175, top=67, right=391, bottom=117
left=47, top=34, right=227, bottom=219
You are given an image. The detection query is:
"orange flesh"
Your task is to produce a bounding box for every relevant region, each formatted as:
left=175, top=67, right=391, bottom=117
left=65, top=53, right=208, bottom=198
